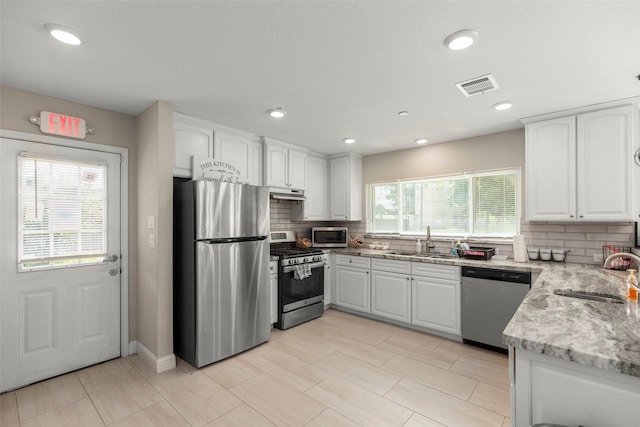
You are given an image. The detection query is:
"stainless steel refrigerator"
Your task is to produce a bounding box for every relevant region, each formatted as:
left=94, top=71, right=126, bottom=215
left=173, top=180, right=270, bottom=367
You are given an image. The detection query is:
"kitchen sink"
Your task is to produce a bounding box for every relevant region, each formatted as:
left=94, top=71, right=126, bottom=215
left=552, top=289, right=625, bottom=304
left=384, top=251, right=458, bottom=259
left=385, top=250, right=418, bottom=256
left=426, top=253, right=459, bottom=259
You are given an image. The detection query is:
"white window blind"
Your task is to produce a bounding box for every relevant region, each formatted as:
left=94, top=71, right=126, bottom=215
left=18, top=154, right=108, bottom=271
left=367, top=169, right=520, bottom=238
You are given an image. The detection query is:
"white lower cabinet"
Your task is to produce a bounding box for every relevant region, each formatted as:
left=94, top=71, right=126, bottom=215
left=513, top=348, right=640, bottom=427
left=371, top=259, right=411, bottom=322
left=335, top=255, right=371, bottom=312
left=334, top=255, right=461, bottom=337
left=411, top=263, right=461, bottom=335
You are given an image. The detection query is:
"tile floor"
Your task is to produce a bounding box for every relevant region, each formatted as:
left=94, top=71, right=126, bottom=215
left=0, top=309, right=511, bottom=427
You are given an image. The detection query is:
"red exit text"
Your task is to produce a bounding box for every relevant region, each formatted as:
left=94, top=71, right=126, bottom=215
left=39, top=111, right=87, bottom=139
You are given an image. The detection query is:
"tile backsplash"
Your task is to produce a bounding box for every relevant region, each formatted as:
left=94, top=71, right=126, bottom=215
left=520, top=221, right=636, bottom=264
left=270, top=199, right=636, bottom=264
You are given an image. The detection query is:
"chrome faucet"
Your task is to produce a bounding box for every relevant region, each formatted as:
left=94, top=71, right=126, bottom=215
left=426, top=225, right=435, bottom=253
left=603, top=252, right=640, bottom=270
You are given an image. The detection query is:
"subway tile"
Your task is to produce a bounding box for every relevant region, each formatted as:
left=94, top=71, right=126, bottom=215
left=589, top=233, right=633, bottom=242
left=546, top=232, right=585, bottom=240
left=565, top=240, right=607, bottom=249
left=607, top=225, right=635, bottom=233
left=565, top=224, right=607, bottom=233
left=528, top=224, right=566, bottom=232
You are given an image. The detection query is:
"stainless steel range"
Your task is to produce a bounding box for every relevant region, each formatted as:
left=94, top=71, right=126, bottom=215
left=270, top=231, right=325, bottom=330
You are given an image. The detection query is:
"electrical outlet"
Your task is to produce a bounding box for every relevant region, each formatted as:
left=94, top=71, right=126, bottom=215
left=593, top=253, right=604, bottom=263
left=149, top=233, right=156, bottom=248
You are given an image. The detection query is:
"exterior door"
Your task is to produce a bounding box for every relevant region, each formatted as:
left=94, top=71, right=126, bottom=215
left=0, top=138, right=121, bottom=392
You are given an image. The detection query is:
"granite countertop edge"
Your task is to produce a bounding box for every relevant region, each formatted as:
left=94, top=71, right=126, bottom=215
left=332, top=247, right=640, bottom=378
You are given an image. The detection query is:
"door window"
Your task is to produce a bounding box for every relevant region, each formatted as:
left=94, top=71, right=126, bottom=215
left=18, top=153, right=108, bottom=271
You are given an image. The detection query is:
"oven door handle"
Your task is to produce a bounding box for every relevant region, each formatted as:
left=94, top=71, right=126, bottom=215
left=282, top=261, right=326, bottom=273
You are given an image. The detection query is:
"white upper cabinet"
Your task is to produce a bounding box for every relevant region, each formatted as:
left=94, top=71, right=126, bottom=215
left=173, top=113, right=262, bottom=185
left=291, top=153, right=329, bottom=221
left=263, top=138, right=307, bottom=191
left=214, top=129, right=262, bottom=186
left=577, top=106, right=634, bottom=221
left=526, top=117, right=576, bottom=221
left=525, top=103, right=637, bottom=221
left=330, top=153, right=363, bottom=221
left=173, top=114, right=214, bottom=178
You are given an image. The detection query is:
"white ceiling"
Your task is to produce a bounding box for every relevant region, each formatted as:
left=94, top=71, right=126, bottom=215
left=1, top=1, right=639, bottom=156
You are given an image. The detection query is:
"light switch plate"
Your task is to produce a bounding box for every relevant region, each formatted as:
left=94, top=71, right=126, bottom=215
left=149, top=233, right=156, bottom=248
left=147, top=215, right=155, bottom=229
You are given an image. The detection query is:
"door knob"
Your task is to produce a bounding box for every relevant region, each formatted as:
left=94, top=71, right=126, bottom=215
left=107, top=254, right=119, bottom=262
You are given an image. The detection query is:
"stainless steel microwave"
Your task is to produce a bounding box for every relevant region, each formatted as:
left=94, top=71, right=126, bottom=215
left=312, top=227, right=348, bottom=248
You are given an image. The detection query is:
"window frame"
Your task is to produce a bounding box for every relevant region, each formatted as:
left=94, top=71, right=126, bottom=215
left=366, top=168, right=521, bottom=238
left=17, top=153, right=109, bottom=272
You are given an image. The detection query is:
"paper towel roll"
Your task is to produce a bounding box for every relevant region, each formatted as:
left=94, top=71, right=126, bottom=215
left=513, top=234, right=528, bottom=262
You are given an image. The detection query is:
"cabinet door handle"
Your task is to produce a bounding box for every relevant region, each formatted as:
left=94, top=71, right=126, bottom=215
left=570, top=215, right=574, bottom=218
left=579, top=215, right=584, bottom=218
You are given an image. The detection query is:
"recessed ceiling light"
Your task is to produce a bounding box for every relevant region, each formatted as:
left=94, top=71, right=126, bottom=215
left=343, top=138, right=356, bottom=144
left=268, top=108, right=287, bottom=118
left=44, top=23, right=81, bottom=45
left=443, top=29, right=478, bottom=50
left=492, top=101, right=513, bottom=111
left=415, top=138, right=428, bottom=144
left=398, top=111, right=409, bottom=117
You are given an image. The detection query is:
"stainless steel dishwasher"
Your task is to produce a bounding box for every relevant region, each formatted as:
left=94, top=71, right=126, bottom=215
left=461, top=266, right=531, bottom=353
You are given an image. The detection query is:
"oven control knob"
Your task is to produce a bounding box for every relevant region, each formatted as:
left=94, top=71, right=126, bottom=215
left=303, top=257, right=308, bottom=263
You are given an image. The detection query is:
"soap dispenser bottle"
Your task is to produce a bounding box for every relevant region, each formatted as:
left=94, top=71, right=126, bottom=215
left=416, top=239, right=422, bottom=253
left=627, top=269, right=638, bottom=301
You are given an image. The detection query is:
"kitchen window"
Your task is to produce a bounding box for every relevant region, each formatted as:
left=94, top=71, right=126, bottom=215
left=17, top=154, right=108, bottom=271
left=366, top=168, right=520, bottom=238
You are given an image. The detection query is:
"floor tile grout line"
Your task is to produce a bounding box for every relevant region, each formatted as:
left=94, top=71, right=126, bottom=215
left=78, top=373, right=108, bottom=427
left=126, top=360, right=194, bottom=427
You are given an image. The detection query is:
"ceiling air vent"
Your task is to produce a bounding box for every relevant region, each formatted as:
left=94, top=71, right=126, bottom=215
left=456, top=74, right=499, bottom=97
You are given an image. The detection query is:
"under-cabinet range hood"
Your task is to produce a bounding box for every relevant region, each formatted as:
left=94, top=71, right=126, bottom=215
left=268, top=187, right=305, bottom=201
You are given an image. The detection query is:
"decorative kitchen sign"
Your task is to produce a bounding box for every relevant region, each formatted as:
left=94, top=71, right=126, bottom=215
left=192, top=156, right=242, bottom=183
left=33, top=111, right=88, bottom=139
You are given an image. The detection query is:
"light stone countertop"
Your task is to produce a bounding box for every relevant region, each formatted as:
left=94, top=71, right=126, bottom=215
left=333, top=248, right=640, bottom=378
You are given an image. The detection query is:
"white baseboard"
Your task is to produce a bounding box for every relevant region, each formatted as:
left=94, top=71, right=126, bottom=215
left=135, top=341, right=176, bottom=374
left=128, top=340, right=137, bottom=356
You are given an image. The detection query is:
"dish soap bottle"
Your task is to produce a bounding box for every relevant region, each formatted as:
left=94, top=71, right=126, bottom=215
left=416, top=239, right=422, bottom=253
left=627, top=269, right=638, bottom=301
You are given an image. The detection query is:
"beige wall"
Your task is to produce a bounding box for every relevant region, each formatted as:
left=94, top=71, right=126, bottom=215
left=0, top=85, right=139, bottom=341
left=363, top=128, right=525, bottom=183
left=135, top=101, right=174, bottom=359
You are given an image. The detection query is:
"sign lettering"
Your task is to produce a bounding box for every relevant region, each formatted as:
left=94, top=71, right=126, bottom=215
left=40, top=111, right=87, bottom=139
left=192, top=156, right=243, bottom=183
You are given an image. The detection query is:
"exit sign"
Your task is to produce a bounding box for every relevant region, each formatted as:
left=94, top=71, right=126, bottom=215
left=39, top=111, right=87, bottom=139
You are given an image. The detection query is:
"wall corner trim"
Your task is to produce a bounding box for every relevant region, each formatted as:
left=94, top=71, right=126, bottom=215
left=136, top=341, right=176, bottom=374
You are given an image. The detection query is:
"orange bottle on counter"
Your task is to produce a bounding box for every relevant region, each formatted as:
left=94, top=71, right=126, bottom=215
left=627, top=269, right=638, bottom=301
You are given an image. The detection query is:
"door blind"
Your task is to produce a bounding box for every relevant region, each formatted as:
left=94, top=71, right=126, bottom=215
left=18, top=154, right=108, bottom=270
